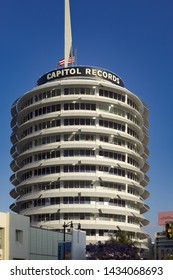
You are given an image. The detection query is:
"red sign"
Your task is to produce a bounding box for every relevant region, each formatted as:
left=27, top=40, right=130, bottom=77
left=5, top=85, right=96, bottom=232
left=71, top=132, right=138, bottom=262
left=158, top=211, right=173, bottom=225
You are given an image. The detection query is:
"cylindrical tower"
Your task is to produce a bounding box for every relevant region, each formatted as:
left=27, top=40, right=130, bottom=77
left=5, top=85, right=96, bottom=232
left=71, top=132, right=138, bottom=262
left=10, top=66, right=150, bottom=245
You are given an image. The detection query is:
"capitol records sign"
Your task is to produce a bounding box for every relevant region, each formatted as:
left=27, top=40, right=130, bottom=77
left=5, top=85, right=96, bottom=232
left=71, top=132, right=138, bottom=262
left=37, top=66, right=124, bottom=87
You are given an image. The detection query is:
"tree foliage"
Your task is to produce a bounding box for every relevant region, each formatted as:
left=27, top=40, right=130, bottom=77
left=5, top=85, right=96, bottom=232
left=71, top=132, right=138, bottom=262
left=86, top=231, right=143, bottom=260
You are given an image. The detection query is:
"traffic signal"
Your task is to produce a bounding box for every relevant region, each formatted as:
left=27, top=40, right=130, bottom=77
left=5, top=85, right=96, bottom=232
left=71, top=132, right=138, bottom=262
left=165, top=223, right=173, bottom=239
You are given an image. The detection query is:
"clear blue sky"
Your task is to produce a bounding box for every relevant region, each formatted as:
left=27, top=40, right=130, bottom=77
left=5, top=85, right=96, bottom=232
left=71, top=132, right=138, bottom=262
left=0, top=0, right=173, bottom=240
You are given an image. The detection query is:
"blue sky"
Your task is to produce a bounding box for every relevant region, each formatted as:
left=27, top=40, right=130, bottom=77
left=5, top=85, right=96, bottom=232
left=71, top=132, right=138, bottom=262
left=0, top=0, right=173, bottom=240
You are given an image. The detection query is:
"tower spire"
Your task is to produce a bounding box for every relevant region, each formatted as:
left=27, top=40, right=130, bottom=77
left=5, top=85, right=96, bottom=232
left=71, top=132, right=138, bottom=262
left=64, top=0, right=72, bottom=68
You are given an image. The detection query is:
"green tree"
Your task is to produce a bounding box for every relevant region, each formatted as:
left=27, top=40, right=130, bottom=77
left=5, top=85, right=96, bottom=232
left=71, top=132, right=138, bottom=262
left=109, top=230, right=139, bottom=246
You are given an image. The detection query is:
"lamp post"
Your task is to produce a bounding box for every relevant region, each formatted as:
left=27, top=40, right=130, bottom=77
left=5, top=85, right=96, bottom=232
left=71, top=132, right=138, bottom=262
left=63, top=221, right=73, bottom=260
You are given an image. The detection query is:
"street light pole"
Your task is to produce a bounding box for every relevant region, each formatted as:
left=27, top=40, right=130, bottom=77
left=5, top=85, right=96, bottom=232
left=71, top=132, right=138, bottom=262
left=63, top=221, right=73, bottom=260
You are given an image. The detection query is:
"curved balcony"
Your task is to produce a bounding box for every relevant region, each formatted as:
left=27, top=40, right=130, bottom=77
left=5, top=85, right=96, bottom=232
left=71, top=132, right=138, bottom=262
left=10, top=160, right=19, bottom=172
left=11, top=97, right=19, bottom=117
left=141, top=189, right=150, bottom=200
left=10, top=173, right=19, bottom=186
left=9, top=188, right=18, bottom=199
left=9, top=202, right=18, bottom=213
left=10, top=132, right=18, bottom=145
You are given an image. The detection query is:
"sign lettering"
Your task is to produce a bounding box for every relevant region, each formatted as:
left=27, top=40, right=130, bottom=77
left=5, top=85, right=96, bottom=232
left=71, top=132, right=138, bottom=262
left=37, top=66, right=124, bottom=87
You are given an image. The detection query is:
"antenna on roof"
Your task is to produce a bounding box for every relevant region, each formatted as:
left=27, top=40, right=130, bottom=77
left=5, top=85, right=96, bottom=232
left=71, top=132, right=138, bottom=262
left=64, top=0, right=72, bottom=68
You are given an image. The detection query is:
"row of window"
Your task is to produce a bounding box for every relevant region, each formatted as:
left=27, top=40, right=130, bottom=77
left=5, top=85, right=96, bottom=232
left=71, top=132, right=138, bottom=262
left=21, top=89, right=61, bottom=109
left=21, top=87, right=139, bottom=114
left=99, top=150, right=125, bottom=162
left=21, top=133, right=139, bottom=154
left=21, top=166, right=61, bottom=181
left=97, top=230, right=136, bottom=238
left=25, top=213, right=140, bottom=229
left=99, top=119, right=125, bottom=132
left=20, top=165, right=139, bottom=182
left=63, top=181, right=126, bottom=192
left=20, top=184, right=140, bottom=202
left=21, top=118, right=139, bottom=140
left=127, top=127, right=139, bottom=139
left=64, top=118, right=95, bottom=126
left=21, top=149, right=139, bottom=167
left=98, top=214, right=125, bottom=222
left=22, top=135, right=60, bottom=152
left=128, top=216, right=139, bottom=225
left=22, top=105, right=61, bottom=124
left=64, top=133, right=95, bottom=142
left=35, top=135, right=60, bottom=146
left=20, top=197, right=137, bottom=209
left=21, top=102, right=140, bottom=126
left=64, top=149, right=95, bottom=157
left=64, top=165, right=96, bottom=173
left=35, top=104, right=61, bottom=116
left=128, top=186, right=139, bottom=196
left=127, top=112, right=139, bottom=125
left=99, top=104, right=125, bottom=117
left=127, top=156, right=139, bottom=167
left=64, top=103, right=96, bottom=111
left=21, top=182, right=60, bottom=195
left=22, top=103, right=95, bottom=124
left=99, top=89, right=125, bottom=102
left=21, top=150, right=61, bottom=165
left=127, top=98, right=139, bottom=111
left=33, top=197, right=60, bottom=207
left=21, top=120, right=60, bottom=138
left=64, top=87, right=95, bottom=95
left=100, top=135, right=139, bottom=153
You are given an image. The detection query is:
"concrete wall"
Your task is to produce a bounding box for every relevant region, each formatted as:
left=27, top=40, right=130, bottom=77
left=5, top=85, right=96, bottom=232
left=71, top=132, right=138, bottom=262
left=71, top=229, right=86, bottom=260
left=9, top=213, right=30, bottom=259
left=30, top=227, right=71, bottom=260
left=0, top=212, right=30, bottom=260
left=0, top=212, right=9, bottom=259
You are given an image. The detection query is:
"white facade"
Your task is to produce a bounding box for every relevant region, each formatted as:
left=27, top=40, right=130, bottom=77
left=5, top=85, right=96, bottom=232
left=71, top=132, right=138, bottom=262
left=71, top=229, right=86, bottom=260
left=10, top=66, right=150, bottom=246
left=0, top=212, right=30, bottom=260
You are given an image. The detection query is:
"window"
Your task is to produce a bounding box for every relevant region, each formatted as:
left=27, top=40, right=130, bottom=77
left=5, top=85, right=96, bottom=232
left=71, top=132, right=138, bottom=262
left=15, top=230, right=23, bottom=244
left=64, top=87, right=95, bottom=95
left=63, top=165, right=96, bottom=173
left=127, top=127, right=139, bottom=139
left=109, top=199, right=125, bottom=207
left=63, top=149, right=95, bottom=157
left=99, top=197, right=104, bottom=204
left=99, top=150, right=125, bottom=162
left=64, top=118, right=95, bottom=126
left=99, top=89, right=125, bottom=102
left=99, top=120, right=125, bottom=132
left=91, top=230, right=96, bottom=236
left=99, top=166, right=125, bottom=177
left=63, top=197, right=91, bottom=204
left=127, top=98, right=139, bottom=111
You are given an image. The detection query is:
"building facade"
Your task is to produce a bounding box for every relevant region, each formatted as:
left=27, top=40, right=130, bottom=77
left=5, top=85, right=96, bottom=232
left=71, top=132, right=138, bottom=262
left=10, top=66, right=150, bottom=246
left=0, top=212, right=30, bottom=260
left=0, top=212, right=85, bottom=260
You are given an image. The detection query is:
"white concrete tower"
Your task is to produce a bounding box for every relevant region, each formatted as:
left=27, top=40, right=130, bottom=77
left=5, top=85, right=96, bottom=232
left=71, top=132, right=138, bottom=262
left=10, top=66, right=150, bottom=246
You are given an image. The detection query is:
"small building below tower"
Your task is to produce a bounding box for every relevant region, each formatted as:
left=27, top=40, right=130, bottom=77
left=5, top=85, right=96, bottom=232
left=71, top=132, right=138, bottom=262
left=0, top=212, right=86, bottom=260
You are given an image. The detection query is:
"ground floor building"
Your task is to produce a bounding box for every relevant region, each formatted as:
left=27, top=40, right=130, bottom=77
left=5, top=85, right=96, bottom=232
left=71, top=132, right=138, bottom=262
left=0, top=212, right=85, bottom=260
